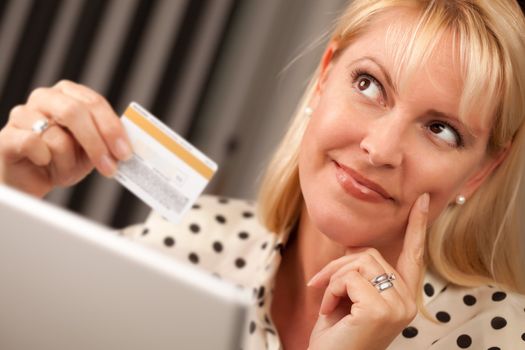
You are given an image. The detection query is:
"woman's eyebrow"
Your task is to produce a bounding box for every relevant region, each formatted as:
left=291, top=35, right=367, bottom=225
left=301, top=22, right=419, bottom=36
left=349, top=56, right=398, bottom=95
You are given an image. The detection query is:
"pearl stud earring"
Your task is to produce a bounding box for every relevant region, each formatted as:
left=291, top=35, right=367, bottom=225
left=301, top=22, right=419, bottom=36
left=305, top=106, right=313, bottom=117
left=456, top=195, right=466, bottom=205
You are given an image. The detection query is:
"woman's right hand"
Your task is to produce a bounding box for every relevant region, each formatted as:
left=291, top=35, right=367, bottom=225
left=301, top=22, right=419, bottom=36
left=0, top=80, right=132, bottom=197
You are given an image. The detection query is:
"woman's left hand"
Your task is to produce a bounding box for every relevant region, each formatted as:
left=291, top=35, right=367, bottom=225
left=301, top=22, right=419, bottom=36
left=307, top=193, right=429, bottom=350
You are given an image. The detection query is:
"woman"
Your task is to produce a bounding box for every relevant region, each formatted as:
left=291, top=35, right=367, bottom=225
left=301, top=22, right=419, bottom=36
left=1, top=0, right=524, bottom=349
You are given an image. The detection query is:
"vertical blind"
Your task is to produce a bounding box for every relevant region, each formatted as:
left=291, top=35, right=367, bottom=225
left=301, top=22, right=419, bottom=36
left=0, top=0, right=350, bottom=228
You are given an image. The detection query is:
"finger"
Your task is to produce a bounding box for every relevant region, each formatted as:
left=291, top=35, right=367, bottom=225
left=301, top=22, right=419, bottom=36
left=329, top=253, right=387, bottom=285
left=396, top=192, right=429, bottom=293
left=308, top=248, right=391, bottom=288
left=56, top=80, right=132, bottom=161
left=27, top=87, right=117, bottom=177
left=0, top=126, right=52, bottom=166
left=54, top=80, right=101, bottom=104
left=320, top=270, right=389, bottom=317
left=342, top=247, right=413, bottom=301
left=307, top=255, right=356, bottom=288
left=9, top=105, right=83, bottom=183
left=328, top=258, right=405, bottom=311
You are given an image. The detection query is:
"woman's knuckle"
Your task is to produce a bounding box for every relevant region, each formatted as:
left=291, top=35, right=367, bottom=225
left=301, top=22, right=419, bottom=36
left=28, top=87, right=47, bottom=103
left=365, top=247, right=380, bottom=257
left=17, top=133, right=32, bottom=153
left=49, top=133, right=73, bottom=155
left=102, top=122, right=121, bottom=139
left=8, top=105, right=27, bottom=122
left=359, top=253, right=375, bottom=265
left=328, top=273, right=339, bottom=285
left=55, top=79, right=73, bottom=89
left=55, top=100, right=80, bottom=124
left=89, top=93, right=105, bottom=106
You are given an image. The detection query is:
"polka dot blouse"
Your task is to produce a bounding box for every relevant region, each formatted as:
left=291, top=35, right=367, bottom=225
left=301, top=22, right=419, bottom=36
left=120, top=195, right=525, bottom=349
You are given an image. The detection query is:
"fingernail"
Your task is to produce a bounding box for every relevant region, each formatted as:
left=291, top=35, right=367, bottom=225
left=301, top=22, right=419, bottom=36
left=307, top=272, right=321, bottom=287
left=100, top=154, right=117, bottom=176
left=419, top=193, right=429, bottom=213
left=115, top=138, right=132, bottom=160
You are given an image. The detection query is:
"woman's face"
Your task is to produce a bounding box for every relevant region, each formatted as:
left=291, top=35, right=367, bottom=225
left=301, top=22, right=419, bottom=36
left=298, top=14, right=499, bottom=248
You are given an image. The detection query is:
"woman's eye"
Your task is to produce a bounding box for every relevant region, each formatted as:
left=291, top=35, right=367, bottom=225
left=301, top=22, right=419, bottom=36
left=428, top=122, right=462, bottom=147
left=354, top=75, right=383, bottom=104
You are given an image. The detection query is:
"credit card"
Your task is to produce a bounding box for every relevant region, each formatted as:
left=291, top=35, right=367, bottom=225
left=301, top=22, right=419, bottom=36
left=115, top=102, right=218, bottom=223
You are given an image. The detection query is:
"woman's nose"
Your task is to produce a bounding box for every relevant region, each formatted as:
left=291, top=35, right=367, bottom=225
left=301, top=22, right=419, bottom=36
left=359, top=118, right=404, bottom=168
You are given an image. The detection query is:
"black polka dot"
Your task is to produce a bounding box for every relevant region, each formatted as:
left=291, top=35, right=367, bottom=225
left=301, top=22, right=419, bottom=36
left=189, top=223, right=200, bottom=233
left=521, top=332, right=525, bottom=341
left=264, top=327, right=275, bottom=335
left=463, top=294, right=477, bottom=306
left=492, top=291, right=506, bottom=301
left=163, top=236, right=175, bottom=247
left=261, top=242, right=268, bottom=250
left=218, top=197, right=229, bottom=204
left=235, top=258, right=246, bottom=269
left=212, top=241, right=223, bottom=253
left=424, top=283, right=435, bottom=297
left=436, top=311, right=451, bottom=323
left=238, top=231, right=249, bottom=240
left=258, top=300, right=264, bottom=307
left=191, top=203, right=201, bottom=209
left=242, top=211, right=254, bottom=218
left=257, top=286, right=265, bottom=299
left=456, top=334, right=472, bottom=348
left=215, top=215, right=226, bottom=224
left=188, top=253, right=199, bottom=264
left=249, top=321, right=256, bottom=334
left=264, top=314, right=271, bottom=324
left=490, top=316, right=507, bottom=330
left=402, top=326, right=418, bottom=338
left=141, top=228, right=149, bottom=236
left=488, top=347, right=501, bottom=350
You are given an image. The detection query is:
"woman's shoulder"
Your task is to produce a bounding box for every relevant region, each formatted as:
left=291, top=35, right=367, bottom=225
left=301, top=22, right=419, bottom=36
left=391, top=272, right=525, bottom=349
left=432, top=284, right=525, bottom=348
left=120, top=195, right=280, bottom=286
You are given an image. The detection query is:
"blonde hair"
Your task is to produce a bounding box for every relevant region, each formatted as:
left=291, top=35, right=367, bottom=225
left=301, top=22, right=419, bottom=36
left=257, top=0, right=525, bottom=293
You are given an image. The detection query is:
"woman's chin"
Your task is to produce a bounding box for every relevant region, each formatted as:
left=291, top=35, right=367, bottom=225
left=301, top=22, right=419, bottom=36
left=304, top=199, right=403, bottom=248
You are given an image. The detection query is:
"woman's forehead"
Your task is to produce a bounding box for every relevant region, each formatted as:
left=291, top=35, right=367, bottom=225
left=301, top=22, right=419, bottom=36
left=338, top=10, right=494, bottom=134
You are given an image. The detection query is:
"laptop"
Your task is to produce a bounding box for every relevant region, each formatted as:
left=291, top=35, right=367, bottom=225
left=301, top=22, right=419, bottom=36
left=0, top=184, right=250, bottom=350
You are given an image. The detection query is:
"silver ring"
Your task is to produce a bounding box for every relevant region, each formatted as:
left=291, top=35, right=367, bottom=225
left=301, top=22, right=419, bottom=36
left=31, top=119, right=50, bottom=135
left=376, top=281, right=394, bottom=292
left=371, top=272, right=396, bottom=293
left=371, top=273, right=389, bottom=285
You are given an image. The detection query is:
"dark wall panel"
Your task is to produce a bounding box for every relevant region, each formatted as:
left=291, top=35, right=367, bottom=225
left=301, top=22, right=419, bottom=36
left=0, top=0, right=62, bottom=125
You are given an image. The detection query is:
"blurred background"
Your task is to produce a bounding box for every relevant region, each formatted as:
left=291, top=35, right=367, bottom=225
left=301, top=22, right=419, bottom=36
left=0, top=0, right=349, bottom=228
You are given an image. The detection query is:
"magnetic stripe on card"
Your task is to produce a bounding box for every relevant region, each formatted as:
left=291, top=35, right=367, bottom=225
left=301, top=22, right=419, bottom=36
left=123, top=107, right=214, bottom=180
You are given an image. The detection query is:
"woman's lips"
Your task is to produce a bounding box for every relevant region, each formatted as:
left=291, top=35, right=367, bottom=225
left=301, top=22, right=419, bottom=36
left=333, top=161, right=393, bottom=203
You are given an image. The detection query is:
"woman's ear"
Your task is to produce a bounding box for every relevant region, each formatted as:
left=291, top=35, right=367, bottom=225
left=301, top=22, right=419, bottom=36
left=459, top=143, right=511, bottom=199
left=316, top=41, right=339, bottom=95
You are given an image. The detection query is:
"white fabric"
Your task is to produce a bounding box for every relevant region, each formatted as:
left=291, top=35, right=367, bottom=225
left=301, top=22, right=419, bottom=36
left=120, top=195, right=525, bottom=349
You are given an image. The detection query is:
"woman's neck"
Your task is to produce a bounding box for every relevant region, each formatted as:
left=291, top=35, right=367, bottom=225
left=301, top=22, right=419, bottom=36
left=271, top=205, right=405, bottom=349
left=293, top=205, right=405, bottom=286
